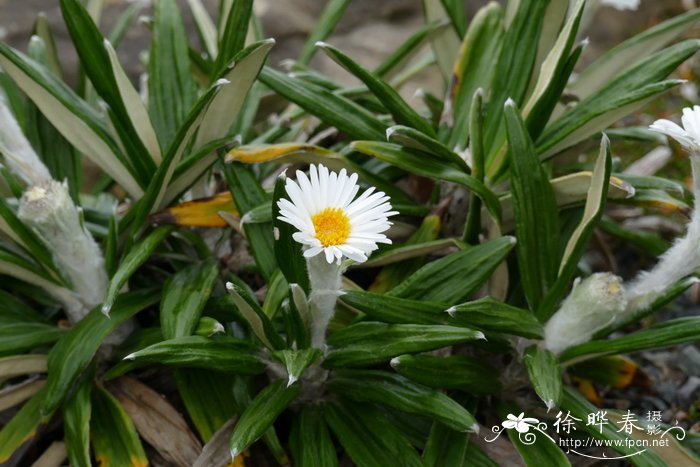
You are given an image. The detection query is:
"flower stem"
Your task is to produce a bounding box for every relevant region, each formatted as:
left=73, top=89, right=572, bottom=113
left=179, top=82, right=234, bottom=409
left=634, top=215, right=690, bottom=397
left=306, top=254, right=343, bottom=349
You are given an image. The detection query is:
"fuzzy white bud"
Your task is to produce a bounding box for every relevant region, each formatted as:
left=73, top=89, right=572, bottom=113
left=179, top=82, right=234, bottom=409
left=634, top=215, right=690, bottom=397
left=18, top=180, right=107, bottom=322
left=544, top=273, right=627, bottom=355
left=0, top=96, right=51, bottom=186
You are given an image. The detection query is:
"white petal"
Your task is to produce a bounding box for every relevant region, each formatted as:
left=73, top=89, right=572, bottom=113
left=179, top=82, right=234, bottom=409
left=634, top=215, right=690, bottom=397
left=324, top=247, right=335, bottom=263
left=650, top=119, right=698, bottom=151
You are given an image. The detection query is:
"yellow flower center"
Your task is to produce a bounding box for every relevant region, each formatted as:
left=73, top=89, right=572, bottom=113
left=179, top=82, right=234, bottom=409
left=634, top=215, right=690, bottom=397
left=312, top=207, right=350, bottom=247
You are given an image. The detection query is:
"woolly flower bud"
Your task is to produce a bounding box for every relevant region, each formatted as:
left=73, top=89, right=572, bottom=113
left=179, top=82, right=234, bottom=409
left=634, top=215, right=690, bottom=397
left=18, top=180, right=107, bottom=321
left=544, top=273, right=627, bottom=355
left=0, top=96, right=51, bottom=186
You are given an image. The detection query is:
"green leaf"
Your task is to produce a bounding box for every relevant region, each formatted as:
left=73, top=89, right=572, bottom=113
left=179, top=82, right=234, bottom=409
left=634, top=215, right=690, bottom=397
left=318, top=43, right=435, bottom=137
left=160, top=260, right=219, bottom=339
left=259, top=66, right=387, bottom=141
left=447, top=296, right=543, bottom=338
left=0, top=290, right=47, bottom=323
left=388, top=236, right=514, bottom=304
left=101, top=226, right=173, bottom=316
left=325, top=398, right=423, bottom=467
left=446, top=2, right=504, bottom=150
left=0, top=387, right=52, bottom=463
left=272, top=172, right=310, bottom=292
left=91, top=384, right=148, bottom=467
left=187, top=0, right=218, bottom=58
left=483, top=0, right=549, bottom=160
left=523, top=345, right=562, bottom=409
left=125, top=335, right=266, bottom=374
left=176, top=369, right=237, bottom=442
left=0, top=43, right=142, bottom=198
left=60, top=0, right=156, bottom=181
left=148, top=0, right=198, bottom=148
left=215, top=0, right=253, bottom=77
left=539, top=135, right=612, bottom=320
left=350, top=141, right=502, bottom=221
left=193, top=39, right=274, bottom=152
left=329, top=369, right=478, bottom=432
left=386, top=125, right=466, bottom=169
left=63, top=375, right=92, bottom=467
left=340, top=290, right=446, bottom=325
left=359, top=238, right=454, bottom=269
left=560, top=317, right=700, bottom=364
left=374, top=21, right=449, bottom=80
left=422, top=0, right=461, bottom=80
left=298, top=0, right=351, bottom=65
left=571, top=8, right=700, bottom=99
left=225, top=280, right=285, bottom=350
left=560, top=388, right=667, bottom=467
left=504, top=100, right=559, bottom=310
left=272, top=348, right=322, bottom=386
left=229, top=379, right=300, bottom=458
left=289, top=407, right=338, bottom=467
left=42, top=289, right=159, bottom=415
left=537, top=40, right=700, bottom=158
left=221, top=161, right=276, bottom=280
left=325, top=322, right=483, bottom=368
left=390, top=353, right=501, bottom=395
left=422, top=422, right=468, bottom=467
left=0, top=322, right=64, bottom=356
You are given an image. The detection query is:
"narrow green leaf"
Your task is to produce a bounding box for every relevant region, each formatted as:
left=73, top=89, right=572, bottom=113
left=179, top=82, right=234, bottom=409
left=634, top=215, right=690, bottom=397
left=160, top=260, right=219, bottom=339
left=229, top=379, right=300, bottom=459
left=259, top=66, right=387, bottom=141
left=422, top=422, right=468, bottom=467
left=60, top=0, right=156, bottom=181
left=561, top=317, right=700, bottom=364
left=0, top=290, right=47, bottom=323
left=340, top=290, right=446, bottom=325
left=91, top=385, right=148, bottom=467
left=539, top=135, right=612, bottom=320
left=176, top=369, right=237, bottom=442
left=298, top=0, right=351, bottom=65
left=374, top=21, right=449, bottom=80
left=64, top=376, right=92, bottom=467
left=124, top=335, right=266, bottom=374
left=350, top=141, right=501, bottom=221
left=0, top=43, right=142, bottom=198
left=537, top=40, right=700, bottom=158
left=101, top=226, right=173, bottom=316
left=325, top=399, right=423, bottom=467
left=325, top=322, right=483, bottom=368
left=42, top=289, right=159, bottom=415
left=187, top=0, right=218, bottom=58
left=290, top=407, right=338, bottom=467
left=386, top=125, right=466, bottom=169
left=447, top=296, right=543, bottom=338
left=422, top=0, right=461, bottom=80
left=0, top=387, right=52, bottom=463
left=523, top=345, right=562, bottom=409
left=225, top=280, right=285, bottom=350
left=215, top=0, right=253, bottom=77
left=0, top=322, right=64, bottom=356
left=504, top=100, right=559, bottom=310
left=222, top=161, right=276, bottom=280
left=148, top=0, right=198, bottom=148
left=329, top=369, right=477, bottom=432
left=318, top=43, right=435, bottom=137
left=571, top=8, right=700, bottom=99
left=388, top=236, right=515, bottom=304
left=272, top=348, right=322, bottom=386
left=447, top=2, right=504, bottom=150
left=391, top=353, right=501, bottom=395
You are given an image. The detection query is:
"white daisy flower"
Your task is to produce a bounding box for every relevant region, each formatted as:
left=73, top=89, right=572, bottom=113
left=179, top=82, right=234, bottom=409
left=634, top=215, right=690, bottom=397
left=649, top=105, right=700, bottom=153
left=277, top=164, right=398, bottom=264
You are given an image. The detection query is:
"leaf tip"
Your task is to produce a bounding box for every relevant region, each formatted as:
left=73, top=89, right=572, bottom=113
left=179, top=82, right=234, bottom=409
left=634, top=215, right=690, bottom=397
left=230, top=448, right=240, bottom=461
left=504, top=97, right=516, bottom=108
left=123, top=353, right=136, bottom=361
left=100, top=304, right=111, bottom=318
left=389, top=357, right=400, bottom=368
left=314, top=41, right=330, bottom=49
left=470, top=423, right=480, bottom=434
left=214, top=78, right=231, bottom=87
left=287, top=374, right=298, bottom=387
left=475, top=331, right=486, bottom=341
left=225, top=281, right=235, bottom=291
left=445, top=306, right=457, bottom=317
left=545, top=399, right=556, bottom=411
left=386, top=126, right=396, bottom=140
